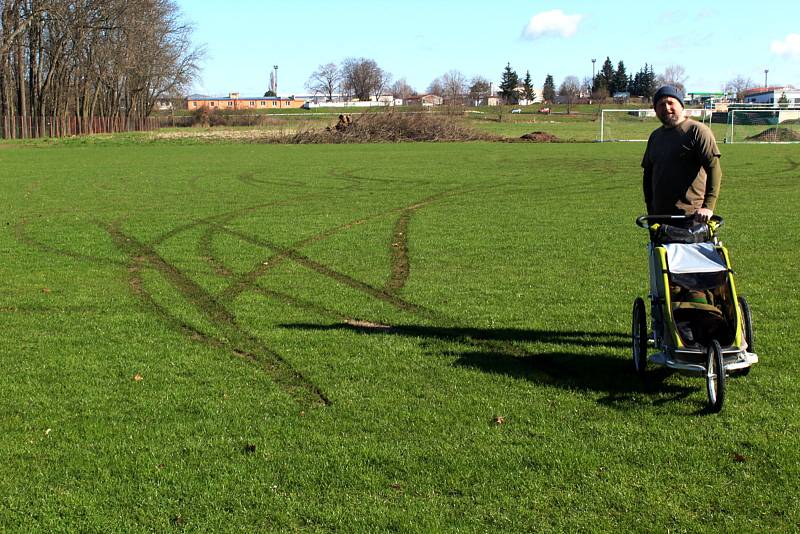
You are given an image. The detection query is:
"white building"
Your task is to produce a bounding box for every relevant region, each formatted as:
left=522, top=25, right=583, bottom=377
left=743, top=86, right=800, bottom=106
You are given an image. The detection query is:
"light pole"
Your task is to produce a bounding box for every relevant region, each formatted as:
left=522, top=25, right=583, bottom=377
left=764, top=69, right=769, bottom=88
left=591, top=58, right=596, bottom=81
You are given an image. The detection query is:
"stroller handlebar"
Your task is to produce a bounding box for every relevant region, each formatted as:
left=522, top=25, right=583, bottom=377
left=636, top=214, right=724, bottom=229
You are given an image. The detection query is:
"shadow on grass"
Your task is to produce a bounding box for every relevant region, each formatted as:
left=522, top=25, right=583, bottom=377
left=280, top=322, right=697, bottom=410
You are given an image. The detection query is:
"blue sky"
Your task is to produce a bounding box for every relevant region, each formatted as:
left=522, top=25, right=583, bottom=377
left=176, top=0, right=799, bottom=97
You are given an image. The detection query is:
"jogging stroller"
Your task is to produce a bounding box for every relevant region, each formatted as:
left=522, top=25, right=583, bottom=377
left=632, top=215, right=757, bottom=412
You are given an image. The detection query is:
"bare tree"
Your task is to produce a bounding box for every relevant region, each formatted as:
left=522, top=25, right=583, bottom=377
left=390, top=77, right=415, bottom=100
left=373, top=69, right=391, bottom=101
left=558, top=75, right=581, bottom=113
left=725, top=75, right=754, bottom=102
left=468, top=75, right=491, bottom=104
left=340, top=57, right=388, bottom=101
left=305, top=62, right=340, bottom=102
left=427, top=76, right=444, bottom=97
left=582, top=76, right=593, bottom=98
left=657, top=64, right=688, bottom=93
left=1, top=0, right=202, bottom=137
left=441, top=69, right=466, bottom=103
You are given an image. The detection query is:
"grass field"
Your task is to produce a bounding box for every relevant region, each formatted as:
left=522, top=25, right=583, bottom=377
left=1, top=138, right=799, bottom=531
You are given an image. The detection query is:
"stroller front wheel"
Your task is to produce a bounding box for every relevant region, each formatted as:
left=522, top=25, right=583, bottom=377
left=632, top=297, right=648, bottom=376
left=706, top=340, right=726, bottom=413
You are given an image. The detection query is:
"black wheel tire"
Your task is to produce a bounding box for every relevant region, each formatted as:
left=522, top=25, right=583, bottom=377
left=632, top=297, right=648, bottom=377
left=706, top=340, right=726, bottom=413
left=738, top=295, right=754, bottom=353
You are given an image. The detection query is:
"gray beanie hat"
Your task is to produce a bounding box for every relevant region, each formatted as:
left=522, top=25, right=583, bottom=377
left=653, top=85, right=684, bottom=107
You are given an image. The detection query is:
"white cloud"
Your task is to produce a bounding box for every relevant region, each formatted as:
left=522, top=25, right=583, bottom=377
left=771, top=33, right=800, bottom=59
left=522, top=10, right=583, bottom=40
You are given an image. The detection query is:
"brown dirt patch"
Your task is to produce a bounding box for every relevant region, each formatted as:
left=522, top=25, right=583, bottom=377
left=746, top=127, right=800, bottom=142
left=519, top=131, right=560, bottom=142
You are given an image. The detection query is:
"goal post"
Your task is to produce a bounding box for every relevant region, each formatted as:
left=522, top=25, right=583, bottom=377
left=599, top=108, right=714, bottom=142
left=727, top=108, right=800, bottom=144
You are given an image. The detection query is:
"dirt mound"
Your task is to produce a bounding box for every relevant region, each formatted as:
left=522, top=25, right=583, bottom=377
left=519, top=131, right=560, bottom=142
left=746, top=127, right=800, bottom=142
left=288, top=111, right=496, bottom=144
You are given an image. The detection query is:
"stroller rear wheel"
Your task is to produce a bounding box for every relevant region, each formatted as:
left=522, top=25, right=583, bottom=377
left=706, top=340, right=725, bottom=412
left=632, top=297, right=648, bottom=376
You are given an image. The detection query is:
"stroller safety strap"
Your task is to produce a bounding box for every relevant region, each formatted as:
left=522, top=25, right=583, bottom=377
left=663, top=243, right=728, bottom=274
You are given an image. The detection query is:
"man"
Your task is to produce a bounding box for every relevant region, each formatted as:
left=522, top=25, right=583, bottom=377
left=641, top=85, right=721, bottom=223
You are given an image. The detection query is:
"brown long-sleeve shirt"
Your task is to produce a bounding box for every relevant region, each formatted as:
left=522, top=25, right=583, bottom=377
left=641, top=119, right=722, bottom=215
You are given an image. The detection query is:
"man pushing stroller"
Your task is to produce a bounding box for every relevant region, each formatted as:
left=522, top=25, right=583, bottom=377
left=641, top=85, right=721, bottom=224
left=641, top=85, right=723, bottom=305
left=633, top=87, right=756, bottom=411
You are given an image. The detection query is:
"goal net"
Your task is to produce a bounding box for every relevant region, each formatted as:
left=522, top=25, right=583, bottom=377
left=599, top=108, right=714, bottom=142
left=727, top=108, right=800, bottom=144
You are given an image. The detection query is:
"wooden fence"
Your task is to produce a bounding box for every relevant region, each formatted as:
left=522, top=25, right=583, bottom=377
left=1, top=115, right=159, bottom=140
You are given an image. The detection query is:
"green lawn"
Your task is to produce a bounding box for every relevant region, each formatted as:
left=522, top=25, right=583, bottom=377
left=1, top=139, right=798, bottom=531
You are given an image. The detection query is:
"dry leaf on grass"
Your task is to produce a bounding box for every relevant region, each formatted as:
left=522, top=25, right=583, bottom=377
left=133, top=373, right=143, bottom=382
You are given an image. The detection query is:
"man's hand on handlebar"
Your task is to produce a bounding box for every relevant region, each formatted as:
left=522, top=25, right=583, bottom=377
left=694, top=208, right=713, bottom=223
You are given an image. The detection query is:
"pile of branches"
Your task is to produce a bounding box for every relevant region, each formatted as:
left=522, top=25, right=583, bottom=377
left=287, top=111, right=497, bottom=144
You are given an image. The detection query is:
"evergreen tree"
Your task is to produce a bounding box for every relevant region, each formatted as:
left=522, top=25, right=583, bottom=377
left=542, top=74, right=556, bottom=103
left=613, top=61, right=628, bottom=94
left=499, top=63, right=520, bottom=104
left=630, top=64, right=657, bottom=98
left=522, top=70, right=536, bottom=102
left=642, top=64, right=657, bottom=100
left=631, top=69, right=643, bottom=96
left=600, top=57, right=614, bottom=90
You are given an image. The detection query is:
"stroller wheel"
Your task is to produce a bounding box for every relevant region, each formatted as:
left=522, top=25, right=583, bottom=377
left=706, top=340, right=726, bottom=413
left=632, top=297, right=648, bottom=376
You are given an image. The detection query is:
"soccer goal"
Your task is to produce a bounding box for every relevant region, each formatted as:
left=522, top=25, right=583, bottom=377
left=598, top=108, right=713, bottom=142
left=726, top=108, right=800, bottom=144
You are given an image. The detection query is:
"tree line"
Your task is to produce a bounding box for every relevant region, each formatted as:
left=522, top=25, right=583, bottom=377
left=0, top=0, right=202, bottom=136
left=307, top=58, right=721, bottom=109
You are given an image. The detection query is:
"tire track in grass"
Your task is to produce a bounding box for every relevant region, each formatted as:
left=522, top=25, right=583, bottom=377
left=105, top=221, right=330, bottom=407
left=15, top=219, right=128, bottom=268
left=236, top=171, right=306, bottom=189
left=206, top=181, right=617, bottom=384
left=385, top=207, right=414, bottom=294
left=214, top=223, right=440, bottom=321
left=149, top=201, right=286, bottom=247
left=215, top=189, right=470, bottom=309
